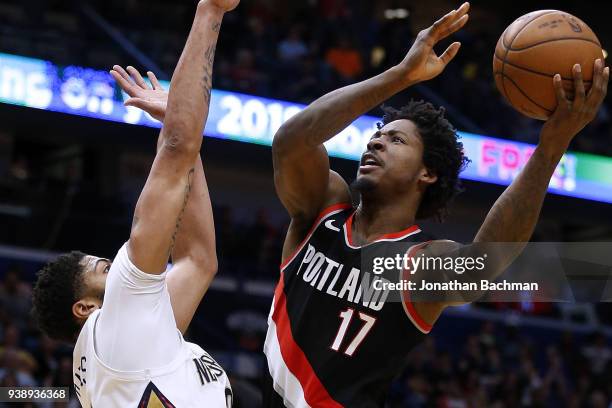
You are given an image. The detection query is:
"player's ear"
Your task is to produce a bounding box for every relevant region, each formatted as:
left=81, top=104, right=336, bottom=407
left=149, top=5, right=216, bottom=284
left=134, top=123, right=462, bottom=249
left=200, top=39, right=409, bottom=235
left=420, top=167, right=438, bottom=186
left=72, top=298, right=101, bottom=320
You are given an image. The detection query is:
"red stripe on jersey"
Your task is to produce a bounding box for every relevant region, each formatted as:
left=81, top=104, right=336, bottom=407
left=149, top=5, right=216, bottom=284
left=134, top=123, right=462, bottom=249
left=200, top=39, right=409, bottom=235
left=271, top=273, right=343, bottom=408
left=280, top=203, right=352, bottom=271
left=345, top=212, right=420, bottom=247
left=401, top=242, right=433, bottom=334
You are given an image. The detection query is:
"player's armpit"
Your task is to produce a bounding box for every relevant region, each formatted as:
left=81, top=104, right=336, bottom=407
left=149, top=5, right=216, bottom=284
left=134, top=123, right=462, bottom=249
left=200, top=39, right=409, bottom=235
left=166, top=259, right=215, bottom=334
left=280, top=170, right=351, bottom=264
left=273, top=140, right=327, bottom=221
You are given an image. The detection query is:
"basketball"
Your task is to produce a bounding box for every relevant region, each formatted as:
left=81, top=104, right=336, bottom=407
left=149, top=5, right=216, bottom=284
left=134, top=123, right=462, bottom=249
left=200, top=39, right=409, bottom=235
left=493, top=10, right=604, bottom=120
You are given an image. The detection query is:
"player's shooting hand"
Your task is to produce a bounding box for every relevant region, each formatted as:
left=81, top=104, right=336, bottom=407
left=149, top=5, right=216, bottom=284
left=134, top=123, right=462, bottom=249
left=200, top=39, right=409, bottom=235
left=398, top=2, right=469, bottom=84
left=540, top=59, right=609, bottom=155
left=110, top=66, right=168, bottom=122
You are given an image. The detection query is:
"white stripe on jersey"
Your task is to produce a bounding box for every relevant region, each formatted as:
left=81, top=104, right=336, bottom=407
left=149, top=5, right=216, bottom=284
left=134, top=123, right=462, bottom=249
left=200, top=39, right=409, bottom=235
left=264, top=303, right=310, bottom=408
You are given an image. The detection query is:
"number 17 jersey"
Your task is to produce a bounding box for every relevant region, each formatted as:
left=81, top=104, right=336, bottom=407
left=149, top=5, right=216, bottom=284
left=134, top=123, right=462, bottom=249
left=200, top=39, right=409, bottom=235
left=264, top=204, right=432, bottom=408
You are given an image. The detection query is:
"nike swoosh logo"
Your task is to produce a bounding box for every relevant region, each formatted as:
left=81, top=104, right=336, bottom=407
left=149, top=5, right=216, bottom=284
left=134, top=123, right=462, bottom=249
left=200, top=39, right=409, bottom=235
left=325, top=219, right=340, bottom=232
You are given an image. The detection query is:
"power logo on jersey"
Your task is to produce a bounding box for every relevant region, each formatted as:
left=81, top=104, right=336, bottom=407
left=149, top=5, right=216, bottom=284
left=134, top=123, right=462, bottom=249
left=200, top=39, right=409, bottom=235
left=137, top=382, right=176, bottom=408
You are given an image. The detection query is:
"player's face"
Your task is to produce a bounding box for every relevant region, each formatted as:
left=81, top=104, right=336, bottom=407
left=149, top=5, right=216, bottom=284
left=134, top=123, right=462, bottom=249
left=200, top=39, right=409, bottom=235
left=80, top=255, right=111, bottom=304
left=355, top=119, right=434, bottom=194
left=72, top=256, right=110, bottom=324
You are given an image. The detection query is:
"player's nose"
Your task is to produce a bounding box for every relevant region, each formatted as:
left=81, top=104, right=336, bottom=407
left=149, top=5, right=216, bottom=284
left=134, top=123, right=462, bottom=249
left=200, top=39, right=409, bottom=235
left=367, top=137, right=385, bottom=152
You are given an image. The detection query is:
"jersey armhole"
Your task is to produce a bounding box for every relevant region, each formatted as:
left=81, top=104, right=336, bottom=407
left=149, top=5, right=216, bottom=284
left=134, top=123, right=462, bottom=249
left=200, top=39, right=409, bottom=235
left=280, top=202, right=352, bottom=271
left=400, top=242, right=433, bottom=334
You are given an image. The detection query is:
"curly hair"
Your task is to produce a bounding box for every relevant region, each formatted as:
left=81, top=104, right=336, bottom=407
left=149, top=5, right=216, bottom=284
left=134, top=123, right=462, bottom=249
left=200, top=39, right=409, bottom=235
left=32, top=251, right=87, bottom=342
left=379, top=100, right=470, bottom=221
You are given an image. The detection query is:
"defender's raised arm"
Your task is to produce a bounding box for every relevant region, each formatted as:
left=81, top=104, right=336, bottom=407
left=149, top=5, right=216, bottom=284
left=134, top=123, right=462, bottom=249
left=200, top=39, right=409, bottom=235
left=127, top=0, right=237, bottom=274
left=111, top=66, right=218, bottom=333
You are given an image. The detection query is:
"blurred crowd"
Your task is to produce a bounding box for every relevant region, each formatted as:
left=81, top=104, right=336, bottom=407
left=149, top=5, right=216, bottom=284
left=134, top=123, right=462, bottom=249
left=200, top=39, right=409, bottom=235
left=389, top=323, right=612, bottom=408
left=0, top=261, right=610, bottom=407
left=0, top=0, right=611, bottom=154
left=0, top=265, right=77, bottom=407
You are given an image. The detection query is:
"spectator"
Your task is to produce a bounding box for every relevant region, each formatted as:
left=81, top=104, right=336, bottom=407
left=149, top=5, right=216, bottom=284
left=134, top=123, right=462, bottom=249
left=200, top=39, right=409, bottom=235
left=582, top=332, right=612, bottom=375
left=277, top=26, right=308, bottom=63
left=325, top=35, right=363, bottom=82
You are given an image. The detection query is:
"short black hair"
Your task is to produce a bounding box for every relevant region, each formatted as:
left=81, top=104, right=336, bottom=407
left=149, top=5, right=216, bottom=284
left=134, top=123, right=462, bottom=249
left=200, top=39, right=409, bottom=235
left=32, top=251, right=87, bottom=342
left=379, top=100, right=469, bottom=221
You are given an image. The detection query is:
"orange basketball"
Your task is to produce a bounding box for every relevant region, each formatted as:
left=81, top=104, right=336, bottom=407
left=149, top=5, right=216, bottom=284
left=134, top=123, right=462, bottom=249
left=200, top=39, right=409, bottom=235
left=493, top=10, right=604, bottom=120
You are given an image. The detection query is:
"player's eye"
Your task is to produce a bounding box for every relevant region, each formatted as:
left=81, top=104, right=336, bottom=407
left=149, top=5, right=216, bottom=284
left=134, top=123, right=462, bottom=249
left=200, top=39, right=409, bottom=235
left=104, top=265, right=110, bottom=273
left=392, top=136, right=404, bottom=144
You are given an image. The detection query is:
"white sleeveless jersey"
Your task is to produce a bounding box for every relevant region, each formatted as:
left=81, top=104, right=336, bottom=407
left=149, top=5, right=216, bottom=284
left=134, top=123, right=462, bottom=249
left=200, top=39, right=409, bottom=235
left=72, top=243, right=232, bottom=408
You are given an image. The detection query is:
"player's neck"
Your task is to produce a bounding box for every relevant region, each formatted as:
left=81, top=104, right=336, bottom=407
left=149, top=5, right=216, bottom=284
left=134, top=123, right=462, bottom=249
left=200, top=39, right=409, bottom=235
left=353, top=197, right=418, bottom=245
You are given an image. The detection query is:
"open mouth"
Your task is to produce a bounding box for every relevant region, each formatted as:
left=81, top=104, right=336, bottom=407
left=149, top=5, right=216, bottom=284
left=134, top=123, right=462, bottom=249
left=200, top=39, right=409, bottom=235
left=359, top=153, right=383, bottom=171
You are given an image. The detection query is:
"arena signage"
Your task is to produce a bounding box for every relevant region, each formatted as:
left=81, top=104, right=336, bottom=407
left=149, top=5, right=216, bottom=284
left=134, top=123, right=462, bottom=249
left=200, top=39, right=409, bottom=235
left=1, top=52, right=612, bottom=203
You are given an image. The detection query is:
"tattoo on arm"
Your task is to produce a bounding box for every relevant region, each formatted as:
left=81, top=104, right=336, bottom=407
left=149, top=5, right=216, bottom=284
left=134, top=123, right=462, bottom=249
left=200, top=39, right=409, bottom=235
left=202, top=44, right=216, bottom=105
left=201, top=22, right=220, bottom=105
left=476, top=150, right=556, bottom=243
left=168, top=168, right=195, bottom=258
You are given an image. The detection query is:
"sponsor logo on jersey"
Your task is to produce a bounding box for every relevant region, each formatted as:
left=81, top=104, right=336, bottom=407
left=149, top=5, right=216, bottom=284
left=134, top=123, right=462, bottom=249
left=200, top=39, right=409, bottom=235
left=324, top=219, right=340, bottom=232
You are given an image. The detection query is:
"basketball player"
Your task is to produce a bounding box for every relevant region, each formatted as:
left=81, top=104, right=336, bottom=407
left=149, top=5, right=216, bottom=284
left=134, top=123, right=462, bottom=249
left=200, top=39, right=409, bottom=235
left=265, top=2, right=609, bottom=407
left=93, top=4, right=609, bottom=406
left=31, top=0, right=239, bottom=406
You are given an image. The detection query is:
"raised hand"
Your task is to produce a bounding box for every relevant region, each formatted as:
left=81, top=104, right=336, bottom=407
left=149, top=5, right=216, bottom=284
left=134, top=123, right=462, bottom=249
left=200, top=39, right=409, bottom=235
left=398, top=2, right=470, bottom=84
left=110, top=65, right=168, bottom=122
left=540, top=59, right=609, bottom=155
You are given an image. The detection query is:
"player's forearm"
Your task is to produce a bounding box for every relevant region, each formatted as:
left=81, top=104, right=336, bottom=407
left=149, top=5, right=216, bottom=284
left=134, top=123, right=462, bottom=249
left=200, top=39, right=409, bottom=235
left=170, top=156, right=217, bottom=269
left=474, top=145, right=561, bottom=243
left=440, top=157, right=542, bottom=301
left=161, top=2, right=223, bottom=152
left=274, top=66, right=410, bottom=151
left=154, top=133, right=216, bottom=270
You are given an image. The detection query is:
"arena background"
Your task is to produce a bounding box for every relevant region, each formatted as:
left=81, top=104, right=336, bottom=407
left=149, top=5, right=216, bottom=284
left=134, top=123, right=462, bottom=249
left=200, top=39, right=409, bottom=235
left=0, top=0, right=611, bottom=406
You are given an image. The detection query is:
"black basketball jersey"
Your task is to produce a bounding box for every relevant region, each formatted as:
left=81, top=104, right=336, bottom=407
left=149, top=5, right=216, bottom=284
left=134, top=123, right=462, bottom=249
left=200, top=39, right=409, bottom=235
left=263, top=204, right=432, bottom=408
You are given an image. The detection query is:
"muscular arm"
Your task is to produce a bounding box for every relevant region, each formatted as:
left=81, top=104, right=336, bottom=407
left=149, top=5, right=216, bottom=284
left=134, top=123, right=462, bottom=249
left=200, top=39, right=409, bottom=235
left=413, top=61, right=609, bottom=320
left=273, top=70, right=406, bottom=252
left=153, top=133, right=217, bottom=334
left=273, top=69, right=408, bottom=225
left=474, top=147, right=559, bottom=243
left=128, top=2, right=225, bottom=274
left=476, top=63, right=608, bottom=246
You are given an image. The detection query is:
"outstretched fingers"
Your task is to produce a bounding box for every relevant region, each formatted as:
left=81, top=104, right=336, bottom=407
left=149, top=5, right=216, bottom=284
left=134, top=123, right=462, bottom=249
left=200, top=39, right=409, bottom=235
left=440, top=14, right=469, bottom=39
left=110, top=65, right=137, bottom=95
left=430, top=2, right=470, bottom=41
left=126, top=66, right=149, bottom=90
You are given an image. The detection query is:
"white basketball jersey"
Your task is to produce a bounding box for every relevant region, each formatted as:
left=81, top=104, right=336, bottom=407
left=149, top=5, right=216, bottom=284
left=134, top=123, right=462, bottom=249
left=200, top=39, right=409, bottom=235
left=72, top=243, right=232, bottom=408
